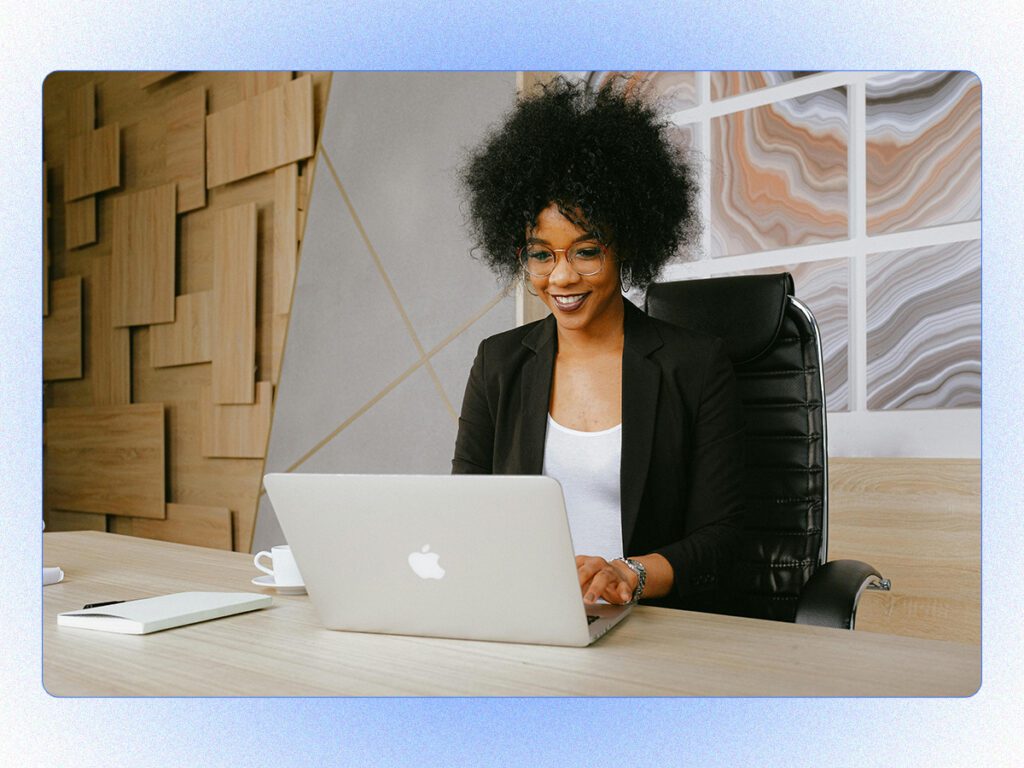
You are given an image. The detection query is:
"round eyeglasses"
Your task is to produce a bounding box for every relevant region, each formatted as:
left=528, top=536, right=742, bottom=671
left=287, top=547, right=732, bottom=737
left=517, top=241, right=608, bottom=278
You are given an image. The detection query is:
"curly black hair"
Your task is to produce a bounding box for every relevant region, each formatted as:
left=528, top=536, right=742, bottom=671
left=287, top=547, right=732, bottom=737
left=459, top=75, right=700, bottom=290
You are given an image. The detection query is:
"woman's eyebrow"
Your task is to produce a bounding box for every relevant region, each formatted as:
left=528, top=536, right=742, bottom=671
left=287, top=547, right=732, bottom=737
left=526, top=232, right=601, bottom=245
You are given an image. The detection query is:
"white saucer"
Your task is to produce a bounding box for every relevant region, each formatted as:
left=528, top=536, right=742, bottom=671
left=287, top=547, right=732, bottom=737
left=251, top=575, right=306, bottom=595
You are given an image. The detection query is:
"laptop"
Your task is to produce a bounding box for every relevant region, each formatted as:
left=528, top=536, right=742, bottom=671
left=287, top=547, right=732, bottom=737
left=262, top=473, right=632, bottom=647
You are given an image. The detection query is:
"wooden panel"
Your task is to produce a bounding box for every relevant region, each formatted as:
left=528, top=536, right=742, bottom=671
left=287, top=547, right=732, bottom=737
left=239, top=71, right=292, bottom=100
left=166, top=87, right=207, bottom=213
left=43, top=509, right=107, bottom=533
left=206, top=74, right=314, bottom=188
left=211, top=202, right=257, bottom=403
left=269, top=313, right=288, bottom=386
left=45, top=404, right=166, bottom=519
left=200, top=381, right=272, bottom=458
left=111, top=182, right=176, bottom=327
left=150, top=291, right=212, bottom=367
left=67, top=82, right=95, bottom=135
left=64, top=123, right=121, bottom=201
left=65, top=196, right=97, bottom=249
left=138, top=72, right=178, bottom=89
left=828, top=458, right=980, bottom=645
left=272, top=163, right=298, bottom=313
left=43, top=276, right=82, bottom=381
left=89, top=258, right=131, bottom=406
left=109, top=503, right=233, bottom=550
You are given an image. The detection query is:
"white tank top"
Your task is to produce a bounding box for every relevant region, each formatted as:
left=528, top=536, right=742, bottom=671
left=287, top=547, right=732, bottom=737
left=541, top=414, right=623, bottom=561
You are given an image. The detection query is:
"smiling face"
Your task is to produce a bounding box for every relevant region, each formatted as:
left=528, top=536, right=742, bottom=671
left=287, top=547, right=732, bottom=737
left=526, top=203, right=624, bottom=338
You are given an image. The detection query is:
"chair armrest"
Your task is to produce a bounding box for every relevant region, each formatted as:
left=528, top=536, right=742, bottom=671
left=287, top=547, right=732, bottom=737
left=794, top=559, right=890, bottom=630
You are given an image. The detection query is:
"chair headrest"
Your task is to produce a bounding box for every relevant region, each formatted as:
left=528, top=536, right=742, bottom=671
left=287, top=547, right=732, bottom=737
left=645, top=273, right=794, bottom=364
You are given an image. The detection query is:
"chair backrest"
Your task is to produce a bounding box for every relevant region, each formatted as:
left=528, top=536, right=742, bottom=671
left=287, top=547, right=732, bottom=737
left=645, top=273, right=827, bottom=622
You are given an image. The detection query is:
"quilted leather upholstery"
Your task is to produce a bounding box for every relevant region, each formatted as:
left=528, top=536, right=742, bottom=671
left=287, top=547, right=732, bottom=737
left=646, top=274, right=826, bottom=621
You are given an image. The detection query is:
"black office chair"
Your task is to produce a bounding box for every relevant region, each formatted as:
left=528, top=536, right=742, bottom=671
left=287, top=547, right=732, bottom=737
left=646, top=273, right=890, bottom=630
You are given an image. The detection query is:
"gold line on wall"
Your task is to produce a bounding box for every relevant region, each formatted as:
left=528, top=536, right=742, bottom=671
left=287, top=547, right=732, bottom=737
left=282, top=290, right=507, bottom=476
left=320, top=147, right=459, bottom=424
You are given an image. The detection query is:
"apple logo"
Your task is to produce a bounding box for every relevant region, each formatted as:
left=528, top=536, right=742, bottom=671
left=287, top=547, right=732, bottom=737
left=408, top=544, right=445, bottom=580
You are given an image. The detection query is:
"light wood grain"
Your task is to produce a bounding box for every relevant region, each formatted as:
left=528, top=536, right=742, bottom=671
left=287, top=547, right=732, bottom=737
left=206, top=74, right=314, bottom=188
left=43, top=532, right=979, bottom=696
left=150, top=292, right=213, bottom=368
left=211, top=202, right=257, bottom=403
left=111, top=182, right=177, bottom=327
left=138, top=72, right=178, bottom=89
left=43, top=510, right=108, bottom=533
left=166, top=86, right=207, bottom=213
left=239, top=71, right=293, bottom=100
left=272, top=163, right=298, bottom=314
left=44, top=405, right=166, bottom=519
left=64, top=123, right=121, bottom=202
left=200, top=381, right=272, bottom=458
left=67, top=82, right=95, bottom=135
left=108, top=503, right=233, bottom=550
left=65, top=197, right=97, bottom=250
left=43, top=276, right=83, bottom=381
left=829, top=458, right=980, bottom=645
left=89, top=258, right=132, bottom=406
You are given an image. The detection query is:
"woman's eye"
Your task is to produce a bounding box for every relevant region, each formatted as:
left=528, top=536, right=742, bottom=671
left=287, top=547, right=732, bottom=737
left=573, top=247, right=602, bottom=260
left=528, top=250, right=554, bottom=261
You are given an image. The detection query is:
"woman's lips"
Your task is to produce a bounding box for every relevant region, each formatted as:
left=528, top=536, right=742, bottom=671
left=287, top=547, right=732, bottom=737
left=549, top=293, right=588, bottom=313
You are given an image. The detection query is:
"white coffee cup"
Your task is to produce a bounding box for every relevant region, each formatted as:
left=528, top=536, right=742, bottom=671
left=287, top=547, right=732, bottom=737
left=253, top=544, right=304, bottom=586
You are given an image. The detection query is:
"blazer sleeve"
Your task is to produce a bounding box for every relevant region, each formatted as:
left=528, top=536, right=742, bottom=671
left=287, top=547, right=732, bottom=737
left=652, top=337, right=744, bottom=605
left=451, top=339, right=494, bottom=474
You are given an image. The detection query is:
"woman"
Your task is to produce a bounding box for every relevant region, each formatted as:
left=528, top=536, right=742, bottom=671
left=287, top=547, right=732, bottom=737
left=452, top=77, right=744, bottom=612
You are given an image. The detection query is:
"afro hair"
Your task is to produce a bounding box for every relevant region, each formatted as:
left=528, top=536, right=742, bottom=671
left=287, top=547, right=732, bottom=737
left=459, top=75, right=700, bottom=290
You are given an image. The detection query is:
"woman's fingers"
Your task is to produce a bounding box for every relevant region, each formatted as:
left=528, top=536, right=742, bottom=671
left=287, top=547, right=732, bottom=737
left=577, top=556, right=638, bottom=604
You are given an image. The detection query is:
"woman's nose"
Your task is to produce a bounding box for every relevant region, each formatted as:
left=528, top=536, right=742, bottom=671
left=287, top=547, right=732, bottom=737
left=547, top=252, right=579, bottom=285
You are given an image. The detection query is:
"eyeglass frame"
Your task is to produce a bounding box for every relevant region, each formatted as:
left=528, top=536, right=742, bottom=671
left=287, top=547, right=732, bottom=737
left=516, top=239, right=610, bottom=278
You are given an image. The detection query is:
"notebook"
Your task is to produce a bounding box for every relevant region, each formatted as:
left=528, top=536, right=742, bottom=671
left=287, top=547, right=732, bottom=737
left=57, top=592, right=272, bottom=635
left=263, top=473, right=632, bottom=647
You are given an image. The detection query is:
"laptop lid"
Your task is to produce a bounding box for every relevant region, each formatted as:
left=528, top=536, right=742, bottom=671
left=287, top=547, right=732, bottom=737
left=263, top=473, right=613, bottom=647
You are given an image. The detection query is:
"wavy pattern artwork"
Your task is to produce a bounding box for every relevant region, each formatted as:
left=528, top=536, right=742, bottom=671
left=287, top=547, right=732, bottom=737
left=866, top=240, right=980, bottom=410
left=710, top=71, right=819, bottom=101
left=739, top=259, right=850, bottom=411
left=711, top=88, right=848, bottom=257
left=588, top=71, right=698, bottom=112
left=866, top=71, right=981, bottom=235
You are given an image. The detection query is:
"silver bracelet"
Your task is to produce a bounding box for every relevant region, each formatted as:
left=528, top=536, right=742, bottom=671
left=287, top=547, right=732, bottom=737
left=614, top=557, right=647, bottom=604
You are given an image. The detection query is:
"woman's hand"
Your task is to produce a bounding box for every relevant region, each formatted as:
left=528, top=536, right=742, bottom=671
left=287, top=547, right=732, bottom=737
left=576, top=555, right=638, bottom=604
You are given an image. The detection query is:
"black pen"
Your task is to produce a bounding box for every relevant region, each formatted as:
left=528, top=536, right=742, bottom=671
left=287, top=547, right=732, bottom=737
left=82, top=600, right=125, bottom=610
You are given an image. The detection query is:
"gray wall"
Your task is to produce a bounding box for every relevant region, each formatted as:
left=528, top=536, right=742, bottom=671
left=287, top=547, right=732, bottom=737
left=253, top=73, right=518, bottom=551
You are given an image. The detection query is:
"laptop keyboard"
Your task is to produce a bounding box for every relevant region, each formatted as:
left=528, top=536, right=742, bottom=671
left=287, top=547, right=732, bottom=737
left=586, top=614, right=600, bottom=625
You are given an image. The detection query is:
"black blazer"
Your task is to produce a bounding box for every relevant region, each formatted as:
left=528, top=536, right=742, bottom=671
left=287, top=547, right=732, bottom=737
left=452, top=297, right=744, bottom=611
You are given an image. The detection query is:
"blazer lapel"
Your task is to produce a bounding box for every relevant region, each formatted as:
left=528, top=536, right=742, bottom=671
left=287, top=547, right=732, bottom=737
left=518, top=314, right=557, bottom=474
left=620, top=300, right=663, bottom=550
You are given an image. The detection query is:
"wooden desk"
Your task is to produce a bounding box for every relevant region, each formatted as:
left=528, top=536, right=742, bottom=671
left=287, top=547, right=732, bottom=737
left=43, top=532, right=979, bottom=696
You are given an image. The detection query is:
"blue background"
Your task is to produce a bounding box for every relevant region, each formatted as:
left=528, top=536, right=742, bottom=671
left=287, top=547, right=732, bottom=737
left=3, top=2, right=1020, bottom=764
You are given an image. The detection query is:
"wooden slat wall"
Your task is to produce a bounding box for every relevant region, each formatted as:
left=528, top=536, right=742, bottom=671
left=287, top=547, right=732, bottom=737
left=138, top=72, right=178, bottom=89
left=828, top=457, right=980, bottom=645
left=43, top=71, right=331, bottom=552
left=166, top=87, right=207, bottom=213
left=211, top=202, right=257, bottom=404
left=64, top=124, right=121, bottom=201
left=65, top=82, right=97, bottom=249
left=45, top=404, right=166, bottom=519
left=206, top=74, right=314, bottom=188
left=111, top=182, right=177, bottom=327
left=89, top=257, right=132, bottom=406
left=150, top=291, right=212, bottom=368
left=200, top=381, right=273, bottom=458
left=43, top=276, right=83, bottom=381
